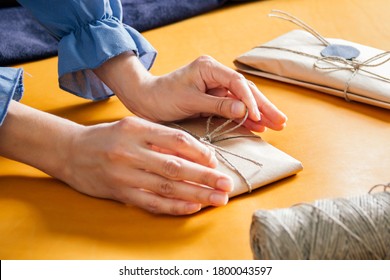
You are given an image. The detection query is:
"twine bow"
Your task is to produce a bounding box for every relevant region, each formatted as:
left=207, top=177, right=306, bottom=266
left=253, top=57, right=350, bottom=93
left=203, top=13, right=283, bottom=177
left=257, top=10, right=390, bottom=102
left=173, top=110, right=263, bottom=192
left=314, top=52, right=390, bottom=101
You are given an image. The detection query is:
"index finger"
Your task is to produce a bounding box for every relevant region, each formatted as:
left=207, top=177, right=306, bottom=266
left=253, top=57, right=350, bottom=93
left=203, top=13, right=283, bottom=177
left=247, top=80, right=288, bottom=130
left=197, top=56, right=261, bottom=121
left=143, top=120, right=218, bottom=168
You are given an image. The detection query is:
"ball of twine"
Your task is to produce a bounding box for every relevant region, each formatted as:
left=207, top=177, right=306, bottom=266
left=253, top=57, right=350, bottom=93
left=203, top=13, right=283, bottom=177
left=250, top=184, right=390, bottom=259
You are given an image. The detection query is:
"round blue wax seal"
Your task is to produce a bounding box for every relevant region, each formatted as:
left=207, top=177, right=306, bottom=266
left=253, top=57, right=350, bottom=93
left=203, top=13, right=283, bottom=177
left=321, top=44, right=360, bottom=60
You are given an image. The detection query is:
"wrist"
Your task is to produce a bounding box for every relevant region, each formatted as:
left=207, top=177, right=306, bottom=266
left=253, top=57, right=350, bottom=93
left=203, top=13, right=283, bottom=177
left=0, top=101, right=84, bottom=181
left=93, top=52, right=156, bottom=115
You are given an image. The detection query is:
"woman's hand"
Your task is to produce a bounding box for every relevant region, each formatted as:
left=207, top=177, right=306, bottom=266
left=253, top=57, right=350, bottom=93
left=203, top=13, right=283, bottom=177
left=94, top=52, right=287, bottom=132
left=65, top=117, right=232, bottom=215
left=0, top=101, right=232, bottom=215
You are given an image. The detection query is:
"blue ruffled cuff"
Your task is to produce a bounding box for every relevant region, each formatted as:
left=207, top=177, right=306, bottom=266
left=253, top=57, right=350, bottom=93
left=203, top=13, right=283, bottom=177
left=0, top=67, right=24, bottom=126
left=58, top=18, right=157, bottom=101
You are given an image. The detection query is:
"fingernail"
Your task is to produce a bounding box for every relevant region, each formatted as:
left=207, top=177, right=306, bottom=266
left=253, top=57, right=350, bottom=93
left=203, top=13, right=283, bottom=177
left=216, top=177, right=233, bottom=191
left=231, top=101, right=246, bottom=118
left=254, top=108, right=261, bottom=121
left=210, top=192, right=229, bottom=206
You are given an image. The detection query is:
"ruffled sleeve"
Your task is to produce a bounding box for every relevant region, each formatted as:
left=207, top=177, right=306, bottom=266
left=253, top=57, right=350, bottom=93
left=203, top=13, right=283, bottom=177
left=0, top=67, right=23, bottom=126
left=17, top=0, right=156, bottom=100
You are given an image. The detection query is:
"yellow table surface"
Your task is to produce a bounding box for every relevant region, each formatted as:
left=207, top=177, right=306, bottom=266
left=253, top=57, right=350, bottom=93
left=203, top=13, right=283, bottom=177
left=1, top=0, right=389, bottom=259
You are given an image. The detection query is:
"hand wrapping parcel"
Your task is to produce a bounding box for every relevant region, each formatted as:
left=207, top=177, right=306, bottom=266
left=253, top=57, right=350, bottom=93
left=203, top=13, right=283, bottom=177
left=168, top=116, right=303, bottom=198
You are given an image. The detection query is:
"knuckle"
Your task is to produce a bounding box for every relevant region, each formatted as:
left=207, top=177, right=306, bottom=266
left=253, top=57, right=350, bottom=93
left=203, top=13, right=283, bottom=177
left=159, top=180, right=175, bottom=197
left=196, top=55, right=214, bottom=64
left=163, top=159, right=181, bottom=178
left=214, top=99, right=225, bottom=115
left=146, top=199, right=162, bottom=214
left=193, top=55, right=215, bottom=70
left=200, top=145, right=213, bottom=163
left=233, top=72, right=246, bottom=82
left=173, top=131, right=191, bottom=148
left=200, top=170, right=215, bottom=186
left=116, top=116, right=146, bottom=135
left=169, top=205, right=182, bottom=216
left=194, top=190, right=206, bottom=203
left=116, top=116, right=135, bottom=131
left=143, top=121, right=157, bottom=136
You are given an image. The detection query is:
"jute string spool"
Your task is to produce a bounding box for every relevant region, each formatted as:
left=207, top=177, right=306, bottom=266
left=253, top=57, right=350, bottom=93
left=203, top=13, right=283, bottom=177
left=250, top=184, right=390, bottom=259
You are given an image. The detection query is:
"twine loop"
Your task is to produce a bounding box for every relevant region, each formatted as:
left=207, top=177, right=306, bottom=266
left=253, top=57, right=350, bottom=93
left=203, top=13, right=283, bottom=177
left=173, top=110, right=263, bottom=192
left=369, top=182, right=390, bottom=194
left=260, top=10, right=390, bottom=102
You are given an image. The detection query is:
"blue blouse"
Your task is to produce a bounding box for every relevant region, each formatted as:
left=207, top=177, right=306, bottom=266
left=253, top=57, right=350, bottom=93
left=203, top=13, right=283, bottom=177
left=0, top=0, right=156, bottom=126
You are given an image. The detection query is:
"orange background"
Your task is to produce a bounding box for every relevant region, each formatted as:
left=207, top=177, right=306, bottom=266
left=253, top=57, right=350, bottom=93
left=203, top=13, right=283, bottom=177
left=1, top=0, right=389, bottom=259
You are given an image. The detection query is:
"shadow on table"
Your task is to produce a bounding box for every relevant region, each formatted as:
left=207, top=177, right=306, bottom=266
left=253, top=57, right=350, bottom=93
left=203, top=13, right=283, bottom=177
left=0, top=175, right=212, bottom=250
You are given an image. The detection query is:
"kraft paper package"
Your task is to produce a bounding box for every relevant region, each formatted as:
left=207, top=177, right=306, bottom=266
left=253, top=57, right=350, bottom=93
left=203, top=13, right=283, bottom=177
left=234, top=11, right=390, bottom=110
left=168, top=116, right=303, bottom=198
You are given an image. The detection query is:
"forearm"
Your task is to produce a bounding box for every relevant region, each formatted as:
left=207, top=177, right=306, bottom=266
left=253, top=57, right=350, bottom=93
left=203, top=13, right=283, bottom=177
left=0, top=101, right=83, bottom=180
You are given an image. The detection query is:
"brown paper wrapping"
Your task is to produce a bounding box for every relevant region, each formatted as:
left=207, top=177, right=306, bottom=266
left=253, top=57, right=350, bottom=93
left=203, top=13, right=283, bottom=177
left=169, top=117, right=303, bottom=198
left=235, top=29, right=390, bottom=109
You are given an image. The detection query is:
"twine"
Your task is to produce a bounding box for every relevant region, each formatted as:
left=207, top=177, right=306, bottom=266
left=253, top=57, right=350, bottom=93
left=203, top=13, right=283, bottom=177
left=269, top=10, right=330, bottom=46
left=250, top=183, right=390, bottom=259
left=172, top=111, right=263, bottom=192
left=255, top=10, right=390, bottom=102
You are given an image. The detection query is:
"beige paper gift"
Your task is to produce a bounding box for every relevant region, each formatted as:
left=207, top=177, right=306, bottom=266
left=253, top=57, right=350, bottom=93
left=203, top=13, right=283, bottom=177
left=234, top=11, right=390, bottom=110
left=169, top=115, right=303, bottom=198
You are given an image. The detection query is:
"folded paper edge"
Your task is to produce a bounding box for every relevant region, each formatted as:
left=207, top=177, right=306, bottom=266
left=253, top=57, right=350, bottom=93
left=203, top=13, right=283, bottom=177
left=234, top=60, right=390, bottom=110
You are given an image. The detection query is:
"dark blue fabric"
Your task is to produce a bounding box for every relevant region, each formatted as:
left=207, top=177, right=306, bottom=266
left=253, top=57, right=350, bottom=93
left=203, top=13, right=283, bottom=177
left=0, top=0, right=19, bottom=8
left=0, top=0, right=227, bottom=66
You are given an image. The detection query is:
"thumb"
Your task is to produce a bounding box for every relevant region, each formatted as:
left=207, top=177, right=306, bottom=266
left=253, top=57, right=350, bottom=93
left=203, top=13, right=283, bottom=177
left=192, top=94, right=247, bottom=119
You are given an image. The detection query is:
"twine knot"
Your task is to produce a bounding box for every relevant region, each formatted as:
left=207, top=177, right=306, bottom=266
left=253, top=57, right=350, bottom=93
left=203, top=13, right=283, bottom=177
left=314, top=52, right=390, bottom=101
left=173, top=110, right=263, bottom=192
left=200, top=135, right=212, bottom=143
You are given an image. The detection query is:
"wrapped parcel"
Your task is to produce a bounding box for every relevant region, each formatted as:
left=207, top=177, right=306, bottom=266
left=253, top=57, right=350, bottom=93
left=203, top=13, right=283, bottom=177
left=235, top=29, right=390, bottom=109
left=169, top=117, right=303, bottom=198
